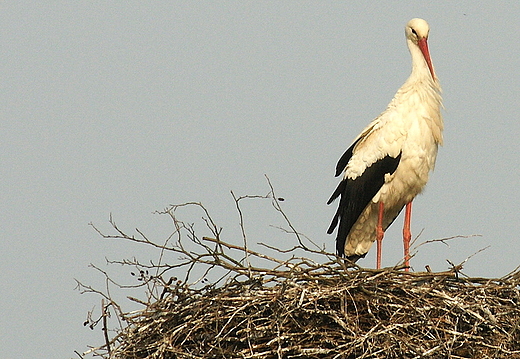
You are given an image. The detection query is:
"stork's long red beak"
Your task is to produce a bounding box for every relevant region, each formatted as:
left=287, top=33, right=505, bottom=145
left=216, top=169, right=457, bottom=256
left=417, top=37, right=435, bottom=79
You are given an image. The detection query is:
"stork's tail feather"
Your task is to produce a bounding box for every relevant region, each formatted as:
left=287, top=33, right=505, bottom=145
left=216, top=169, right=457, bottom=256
left=346, top=253, right=366, bottom=263
left=327, top=179, right=345, bottom=205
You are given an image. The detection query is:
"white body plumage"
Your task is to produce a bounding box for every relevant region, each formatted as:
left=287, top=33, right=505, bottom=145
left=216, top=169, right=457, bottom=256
left=328, top=18, right=443, bottom=261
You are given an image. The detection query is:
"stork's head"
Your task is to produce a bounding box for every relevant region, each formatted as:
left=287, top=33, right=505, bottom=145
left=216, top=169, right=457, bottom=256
left=406, top=18, right=430, bottom=42
left=405, top=18, right=435, bottom=79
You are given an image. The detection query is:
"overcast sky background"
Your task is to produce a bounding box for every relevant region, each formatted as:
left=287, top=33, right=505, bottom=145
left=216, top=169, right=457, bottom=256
left=1, top=2, right=520, bottom=358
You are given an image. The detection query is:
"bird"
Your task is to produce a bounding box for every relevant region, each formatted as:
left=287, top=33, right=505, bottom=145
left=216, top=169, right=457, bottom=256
left=327, top=18, right=443, bottom=270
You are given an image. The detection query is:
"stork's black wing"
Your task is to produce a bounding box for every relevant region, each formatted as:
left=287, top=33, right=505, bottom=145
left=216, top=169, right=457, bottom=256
left=328, top=151, right=402, bottom=258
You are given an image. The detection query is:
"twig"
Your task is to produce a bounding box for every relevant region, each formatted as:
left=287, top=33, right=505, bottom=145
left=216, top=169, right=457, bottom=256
left=101, top=299, right=111, bottom=357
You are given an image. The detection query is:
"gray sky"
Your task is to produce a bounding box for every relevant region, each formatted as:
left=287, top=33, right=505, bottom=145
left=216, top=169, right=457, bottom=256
left=1, top=2, right=519, bottom=358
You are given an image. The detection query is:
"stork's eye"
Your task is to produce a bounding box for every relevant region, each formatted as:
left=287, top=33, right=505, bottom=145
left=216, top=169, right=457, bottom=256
left=411, top=28, right=418, bottom=36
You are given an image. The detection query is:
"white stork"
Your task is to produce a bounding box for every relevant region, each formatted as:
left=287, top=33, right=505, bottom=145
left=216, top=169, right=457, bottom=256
left=327, top=18, right=443, bottom=270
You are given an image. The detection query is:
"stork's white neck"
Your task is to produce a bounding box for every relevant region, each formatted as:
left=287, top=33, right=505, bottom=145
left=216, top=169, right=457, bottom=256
left=407, top=39, right=435, bottom=82
left=390, top=37, right=443, bottom=146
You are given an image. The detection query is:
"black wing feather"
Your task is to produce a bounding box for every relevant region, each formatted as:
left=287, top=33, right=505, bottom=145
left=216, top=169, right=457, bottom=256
left=328, top=152, right=402, bottom=257
left=334, top=137, right=362, bottom=177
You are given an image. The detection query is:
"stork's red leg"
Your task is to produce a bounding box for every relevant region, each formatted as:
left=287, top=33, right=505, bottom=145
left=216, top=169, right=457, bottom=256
left=376, top=202, right=385, bottom=269
left=403, top=201, right=412, bottom=271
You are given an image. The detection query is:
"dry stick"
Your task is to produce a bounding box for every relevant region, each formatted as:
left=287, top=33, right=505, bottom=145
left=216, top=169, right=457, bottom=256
left=455, top=245, right=491, bottom=270
left=101, top=299, right=111, bottom=357
left=264, top=174, right=314, bottom=251
left=202, top=236, right=290, bottom=267
left=230, top=191, right=270, bottom=277
left=501, top=264, right=520, bottom=283
left=412, top=234, right=482, bottom=251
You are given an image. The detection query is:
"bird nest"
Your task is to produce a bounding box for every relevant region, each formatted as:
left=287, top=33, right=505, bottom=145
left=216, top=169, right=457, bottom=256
left=77, top=190, right=520, bottom=359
